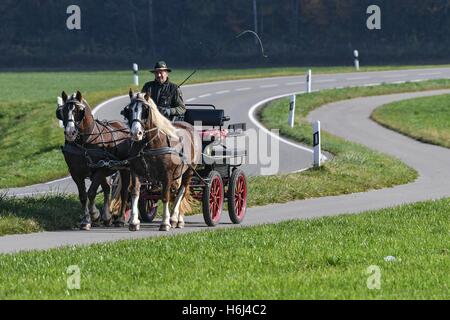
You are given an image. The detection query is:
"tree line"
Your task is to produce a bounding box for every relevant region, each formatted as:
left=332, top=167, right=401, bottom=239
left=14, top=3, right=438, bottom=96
left=1, top=0, right=449, bottom=70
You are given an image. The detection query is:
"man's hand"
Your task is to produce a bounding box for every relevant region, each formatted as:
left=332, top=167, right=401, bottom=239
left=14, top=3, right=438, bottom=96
left=159, top=107, right=172, bottom=117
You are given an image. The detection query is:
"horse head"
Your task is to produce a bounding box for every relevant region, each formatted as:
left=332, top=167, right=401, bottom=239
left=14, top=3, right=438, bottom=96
left=123, top=89, right=179, bottom=142
left=57, top=91, right=91, bottom=142
left=123, top=90, right=153, bottom=142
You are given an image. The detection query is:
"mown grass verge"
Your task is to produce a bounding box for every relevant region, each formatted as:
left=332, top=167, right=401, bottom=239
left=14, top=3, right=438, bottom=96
left=0, top=193, right=81, bottom=236
left=371, top=93, right=450, bottom=148
left=0, top=197, right=448, bottom=299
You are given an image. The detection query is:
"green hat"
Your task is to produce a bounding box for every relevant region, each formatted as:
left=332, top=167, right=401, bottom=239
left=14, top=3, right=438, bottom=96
left=151, top=61, right=172, bottom=73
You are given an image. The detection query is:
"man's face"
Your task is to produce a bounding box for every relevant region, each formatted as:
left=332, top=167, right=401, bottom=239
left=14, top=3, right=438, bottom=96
left=154, top=70, right=169, bottom=84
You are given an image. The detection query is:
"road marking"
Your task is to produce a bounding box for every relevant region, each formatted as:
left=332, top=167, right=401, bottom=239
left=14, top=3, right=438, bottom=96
left=363, top=83, right=382, bottom=87
left=286, top=81, right=304, bottom=86
left=260, top=84, right=279, bottom=88
left=248, top=92, right=316, bottom=155
left=93, top=95, right=127, bottom=116
left=411, top=79, right=427, bottom=83
left=199, top=94, right=211, bottom=98
left=235, top=87, right=252, bottom=92
left=215, top=90, right=230, bottom=95
left=391, top=81, right=406, bottom=84
left=316, top=79, right=337, bottom=83
left=45, top=177, right=71, bottom=185
left=186, top=98, right=197, bottom=102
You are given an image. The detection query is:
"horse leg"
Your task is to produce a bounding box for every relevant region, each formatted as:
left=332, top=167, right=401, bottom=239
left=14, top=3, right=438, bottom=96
left=85, top=172, right=102, bottom=228
left=175, top=170, right=194, bottom=229
left=112, top=170, right=130, bottom=228
left=100, top=176, right=112, bottom=227
left=171, top=185, right=185, bottom=229
left=128, top=172, right=141, bottom=231
left=159, top=183, right=172, bottom=232
left=73, top=175, right=91, bottom=230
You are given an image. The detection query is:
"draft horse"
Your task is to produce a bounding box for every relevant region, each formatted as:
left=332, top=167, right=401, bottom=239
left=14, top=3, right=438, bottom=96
left=57, top=91, right=132, bottom=230
left=122, top=91, right=201, bottom=231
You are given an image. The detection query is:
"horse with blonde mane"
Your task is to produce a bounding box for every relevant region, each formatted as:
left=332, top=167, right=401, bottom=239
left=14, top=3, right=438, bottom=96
left=122, top=90, right=201, bottom=231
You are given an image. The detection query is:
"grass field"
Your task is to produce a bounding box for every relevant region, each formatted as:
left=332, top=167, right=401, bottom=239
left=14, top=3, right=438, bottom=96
left=372, top=93, right=450, bottom=148
left=0, top=197, right=448, bottom=299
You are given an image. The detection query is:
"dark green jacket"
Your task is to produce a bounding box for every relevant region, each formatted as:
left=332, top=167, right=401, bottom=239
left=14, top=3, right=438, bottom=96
left=141, top=80, right=186, bottom=118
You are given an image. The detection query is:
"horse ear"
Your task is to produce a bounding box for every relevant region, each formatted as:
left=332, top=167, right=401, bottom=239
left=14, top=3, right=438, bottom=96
left=76, top=91, right=82, bottom=102
left=62, top=91, right=68, bottom=103
left=129, top=89, right=134, bottom=100
left=144, top=94, right=150, bottom=102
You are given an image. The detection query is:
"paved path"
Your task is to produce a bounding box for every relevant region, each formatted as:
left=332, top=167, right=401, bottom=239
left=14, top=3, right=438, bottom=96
left=4, top=68, right=450, bottom=197
left=1, top=72, right=450, bottom=253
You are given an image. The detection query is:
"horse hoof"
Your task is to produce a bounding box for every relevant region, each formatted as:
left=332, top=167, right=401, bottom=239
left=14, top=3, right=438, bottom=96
left=80, top=223, right=91, bottom=231
left=103, top=219, right=112, bottom=227
left=129, top=224, right=140, bottom=232
left=170, top=220, right=178, bottom=229
left=177, top=222, right=185, bottom=229
left=159, top=224, right=171, bottom=232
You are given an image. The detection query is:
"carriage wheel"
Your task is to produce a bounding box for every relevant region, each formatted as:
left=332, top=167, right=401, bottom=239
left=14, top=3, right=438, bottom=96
left=202, top=171, right=224, bottom=227
left=124, top=208, right=131, bottom=222
left=138, top=198, right=158, bottom=223
left=227, top=168, right=247, bottom=224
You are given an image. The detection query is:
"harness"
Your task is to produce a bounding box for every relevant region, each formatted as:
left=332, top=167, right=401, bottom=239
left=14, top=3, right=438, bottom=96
left=131, top=130, right=187, bottom=182
left=62, top=117, right=131, bottom=171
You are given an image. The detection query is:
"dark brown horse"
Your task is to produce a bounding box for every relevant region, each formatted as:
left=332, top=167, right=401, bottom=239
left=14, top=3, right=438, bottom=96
left=122, top=91, right=201, bottom=231
left=57, top=91, right=132, bottom=230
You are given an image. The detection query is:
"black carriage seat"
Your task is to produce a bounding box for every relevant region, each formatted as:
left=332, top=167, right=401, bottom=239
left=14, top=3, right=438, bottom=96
left=183, top=109, right=230, bottom=127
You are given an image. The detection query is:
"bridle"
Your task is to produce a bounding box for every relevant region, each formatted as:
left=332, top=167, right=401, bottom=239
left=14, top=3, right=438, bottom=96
left=58, top=99, right=89, bottom=142
left=124, top=97, right=161, bottom=138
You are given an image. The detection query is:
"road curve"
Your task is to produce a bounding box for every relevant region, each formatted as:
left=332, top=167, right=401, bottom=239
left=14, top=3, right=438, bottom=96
left=4, top=67, right=450, bottom=197
left=2, top=87, right=450, bottom=253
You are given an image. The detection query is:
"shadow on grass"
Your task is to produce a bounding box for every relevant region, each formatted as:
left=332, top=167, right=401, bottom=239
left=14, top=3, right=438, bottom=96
left=0, top=192, right=82, bottom=236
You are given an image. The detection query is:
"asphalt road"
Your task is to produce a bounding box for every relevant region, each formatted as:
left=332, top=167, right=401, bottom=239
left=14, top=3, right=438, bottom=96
left=4, top=67, right=450, bottom=197
left=1, top=68, right=450, bottom=253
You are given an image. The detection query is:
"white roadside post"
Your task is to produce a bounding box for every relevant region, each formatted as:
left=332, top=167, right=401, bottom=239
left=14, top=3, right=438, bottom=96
left=133, top=63, right=139, bottom=86
left=57, top=97, right=64, bottom=128
left=306, top=69, right=312, bottom=93
left=313, top=121, right=321, bottom=167
left=288, top=94, right=296, bottom=128
left=354, top=50, right=360, bottom=71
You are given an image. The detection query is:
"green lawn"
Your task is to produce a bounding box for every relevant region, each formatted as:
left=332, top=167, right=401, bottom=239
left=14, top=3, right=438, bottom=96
left=0, top=197, right=448, bottom=299
left=371, top=93, right=450, bottom=148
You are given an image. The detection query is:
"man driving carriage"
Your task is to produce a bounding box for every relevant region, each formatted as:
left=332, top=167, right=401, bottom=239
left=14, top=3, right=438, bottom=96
left=141, top=61, right=186, bottom=121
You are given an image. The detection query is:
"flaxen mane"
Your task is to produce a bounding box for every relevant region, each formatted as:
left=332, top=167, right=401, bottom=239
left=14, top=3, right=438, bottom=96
left=136, top=93, right=178, bottom=139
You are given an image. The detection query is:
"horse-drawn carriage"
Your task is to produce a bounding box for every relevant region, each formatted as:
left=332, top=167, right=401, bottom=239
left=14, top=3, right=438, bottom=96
left=112, top=102, right=248, bottom=228
left=58, top=91, right=248, bottom=230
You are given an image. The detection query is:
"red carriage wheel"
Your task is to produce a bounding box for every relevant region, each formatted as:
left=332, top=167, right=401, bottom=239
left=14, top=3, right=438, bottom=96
left=124, top=208, right=131, bottom=222
left=203, top=171, right=224, bottom=227
left=138, top=198, right=158, bottom=223
left=227, top=168, right=247, bottom=224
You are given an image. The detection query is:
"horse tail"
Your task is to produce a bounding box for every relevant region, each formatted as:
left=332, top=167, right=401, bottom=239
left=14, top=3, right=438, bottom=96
left=109, top=173, right=122, bottom=214
left=180, top=172, right=193, bottom=214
